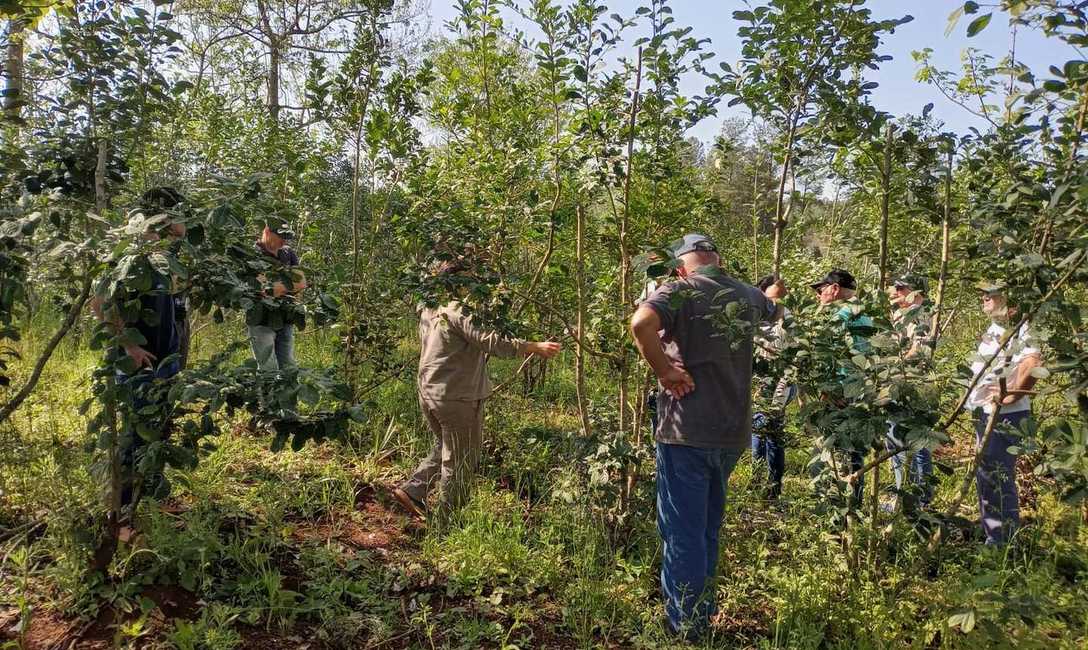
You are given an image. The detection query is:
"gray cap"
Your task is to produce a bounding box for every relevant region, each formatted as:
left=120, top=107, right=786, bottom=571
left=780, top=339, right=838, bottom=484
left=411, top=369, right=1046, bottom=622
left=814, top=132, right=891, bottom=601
left=674, top=233, right=718, bottom=256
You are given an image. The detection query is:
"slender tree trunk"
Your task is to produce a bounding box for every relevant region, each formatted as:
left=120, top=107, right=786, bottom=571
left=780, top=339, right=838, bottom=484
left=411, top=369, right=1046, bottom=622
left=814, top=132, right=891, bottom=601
left=349, top=56, right=379, bottom=284
left=345, top=107, right=364, bottom=397
left=618, top=49, right=642, bottom=508
left=877, top=123, right=894, bottom=292
left=268, top=43, right=281, bottom=122
left=1040, top=84, right=1088, bottom=257
left=575, top=205, right=591, bottom=437
left=752, top=158, right=760, bottom=278
left=868, top=449, right=880, bottom=566
left=520, top=29, right=563, bottom=313
left=931, top=148, right=953, bottom=340
left=95, top=138, right=107, bottom=214
left=772, top=108, right=800, bottom=277
left=92, top=131, right=123, bottom=573
left=3, top=18, right=25, bottom=121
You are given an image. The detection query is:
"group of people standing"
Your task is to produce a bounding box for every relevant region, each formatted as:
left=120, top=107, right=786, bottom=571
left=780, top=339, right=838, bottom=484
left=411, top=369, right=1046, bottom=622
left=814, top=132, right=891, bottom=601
left=628, top=234, right=1042, bottom=640
left=102, top=203, right=1043, bottom=641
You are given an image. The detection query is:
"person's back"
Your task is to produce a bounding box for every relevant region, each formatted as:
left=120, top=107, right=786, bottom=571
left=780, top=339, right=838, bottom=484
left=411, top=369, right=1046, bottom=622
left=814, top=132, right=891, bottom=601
left=645, top=268, right=772, bottom=449
left=417, top=302, right=524, bottom=401
left=630, top=234, right=781, bottom=641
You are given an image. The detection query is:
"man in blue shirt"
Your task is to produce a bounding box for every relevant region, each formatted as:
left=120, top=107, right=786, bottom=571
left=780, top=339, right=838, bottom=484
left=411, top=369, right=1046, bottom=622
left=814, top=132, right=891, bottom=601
left=92, top=208, right=188, bottom=525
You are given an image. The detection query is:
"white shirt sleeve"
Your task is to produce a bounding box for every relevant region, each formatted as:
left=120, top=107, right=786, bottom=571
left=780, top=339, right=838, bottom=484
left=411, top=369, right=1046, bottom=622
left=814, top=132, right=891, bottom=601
left=1010, top=323, right=1041, bottom=363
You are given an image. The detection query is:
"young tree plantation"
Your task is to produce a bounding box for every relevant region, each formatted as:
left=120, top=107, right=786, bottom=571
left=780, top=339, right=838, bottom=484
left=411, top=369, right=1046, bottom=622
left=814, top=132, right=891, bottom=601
left=0, top=0, right=1086, bottom=648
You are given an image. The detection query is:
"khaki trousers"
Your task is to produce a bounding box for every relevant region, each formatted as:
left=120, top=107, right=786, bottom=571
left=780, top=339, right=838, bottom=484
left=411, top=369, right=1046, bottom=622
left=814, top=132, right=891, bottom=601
left=401, top=395, right=485, bottom=522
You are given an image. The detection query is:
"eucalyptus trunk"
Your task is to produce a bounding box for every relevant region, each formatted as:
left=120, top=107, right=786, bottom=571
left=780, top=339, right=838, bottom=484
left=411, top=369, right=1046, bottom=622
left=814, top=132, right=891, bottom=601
left=751, top=157, right=760, bottom=277
left=575, top=205, right=591, bottom=437
left=877, top=123, right=894, bottom=292
left=3, top=18, right=25, bottom=121
left=771, top=107, right=800, bottom=277
left=92, top=132, right=123, bottom=573
left=619, top=49, right=642, bottom=508
left=931, top=148, right=953, bottom=341
left=268, top=42, right=281, bottom=122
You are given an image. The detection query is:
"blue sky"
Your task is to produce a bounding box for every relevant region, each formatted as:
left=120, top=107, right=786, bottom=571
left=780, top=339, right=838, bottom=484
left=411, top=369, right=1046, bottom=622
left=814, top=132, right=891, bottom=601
left=424, top=0, right=1074, bottom=143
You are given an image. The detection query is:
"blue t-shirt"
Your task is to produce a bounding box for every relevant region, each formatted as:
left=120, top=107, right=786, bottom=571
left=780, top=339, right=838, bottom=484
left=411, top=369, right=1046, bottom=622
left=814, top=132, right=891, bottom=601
left=835, top=301, right=873, bottom=353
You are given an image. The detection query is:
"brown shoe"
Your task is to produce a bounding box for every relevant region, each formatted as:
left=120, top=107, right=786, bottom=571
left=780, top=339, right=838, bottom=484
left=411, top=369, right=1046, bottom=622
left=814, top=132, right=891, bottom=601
left=392, top=487, right=426, bottom=520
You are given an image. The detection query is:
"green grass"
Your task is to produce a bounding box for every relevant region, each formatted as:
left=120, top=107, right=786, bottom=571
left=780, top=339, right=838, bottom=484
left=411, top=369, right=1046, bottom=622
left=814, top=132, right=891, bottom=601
left=1, top=315, right=1086, bottom=649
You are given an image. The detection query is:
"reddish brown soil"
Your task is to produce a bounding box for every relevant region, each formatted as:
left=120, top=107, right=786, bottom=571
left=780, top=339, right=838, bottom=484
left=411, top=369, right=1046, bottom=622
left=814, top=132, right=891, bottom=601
left=237, top=625, right=318, bottom=650
left=291, top=488, right=415, bottom=555
left=6, top=604, right=113, bottom=650
left=2, top=482, right=582, bottom=649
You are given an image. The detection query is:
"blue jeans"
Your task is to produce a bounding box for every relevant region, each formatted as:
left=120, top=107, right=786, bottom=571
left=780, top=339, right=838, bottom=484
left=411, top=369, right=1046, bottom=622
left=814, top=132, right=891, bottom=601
left=248, top=324, right=298, bottom=413
left=657, top=442, right=743, bottom=639
left=886, top=423, right=934, bottom=506
left=975, top=409, right=1029, bottom=545
left=248, top=324, right=297, bottom=371
left=751, top=414, right=785, bottom=497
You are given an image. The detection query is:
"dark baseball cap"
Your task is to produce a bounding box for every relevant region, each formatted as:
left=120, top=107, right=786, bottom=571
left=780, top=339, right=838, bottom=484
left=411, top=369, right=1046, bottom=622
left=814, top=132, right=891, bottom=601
left=893, top=272, right=928, bottom=293
left=810, top=269, right=857, bottom=292
left=265, top=219, right=294, bottom=240
left=673, top=233, right=718, bottom=256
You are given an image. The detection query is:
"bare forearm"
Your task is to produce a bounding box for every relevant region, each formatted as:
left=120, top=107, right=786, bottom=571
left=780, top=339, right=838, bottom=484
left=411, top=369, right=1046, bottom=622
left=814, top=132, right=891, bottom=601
left=1009, top=354, right=1042, bottom=394
left=632, top=324, right=671, bottom=376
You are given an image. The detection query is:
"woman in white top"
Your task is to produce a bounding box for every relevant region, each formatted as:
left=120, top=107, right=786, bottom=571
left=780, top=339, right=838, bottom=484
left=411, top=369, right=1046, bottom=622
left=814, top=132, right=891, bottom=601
left=968, top=285, right=1043, bottom=546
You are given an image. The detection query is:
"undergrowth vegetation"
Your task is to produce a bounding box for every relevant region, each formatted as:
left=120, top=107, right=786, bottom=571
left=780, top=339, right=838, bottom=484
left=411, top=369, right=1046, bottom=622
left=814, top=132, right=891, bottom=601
left=2, top=0, right=1088, bottom=648
left=0, top=314, right=1085, bottom=648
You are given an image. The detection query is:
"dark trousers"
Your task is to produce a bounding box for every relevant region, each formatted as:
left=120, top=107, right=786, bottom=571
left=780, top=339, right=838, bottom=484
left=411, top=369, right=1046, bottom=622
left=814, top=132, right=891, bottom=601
left=176, top=315, right=191, bottom=370
left=647, top=390, right=659, bottom=434
left=751, top=413, right=785, bottom=497
left=657, top=442, right=743, bottom=639
left=118, top=361, right=179, bottom=508
left=849, top=451, right=864, bottom=504
left=975, top=409, right=1029, bottom=545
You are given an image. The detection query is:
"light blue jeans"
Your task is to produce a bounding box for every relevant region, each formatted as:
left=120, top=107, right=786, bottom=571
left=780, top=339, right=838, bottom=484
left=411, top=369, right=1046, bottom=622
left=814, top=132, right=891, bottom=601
left=248, top=324, right=298, bottom=414
left=886, top=422, right=934, bottom=506
left=248, top=324, right=296, bottom=371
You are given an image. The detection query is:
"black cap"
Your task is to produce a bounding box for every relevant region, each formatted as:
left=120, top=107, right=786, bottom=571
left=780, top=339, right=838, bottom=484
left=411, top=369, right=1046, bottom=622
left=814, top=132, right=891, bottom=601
left=141, top=186, right=186, bottom=210
left=265, top=220, right=294, bottom=241
left=893, top=272, right=928, bottom=293
left=673, top=233, right=718, bottom=256
left=756, top=274, right=777, bottom=292
left=810, top=269, right=857, bottom=292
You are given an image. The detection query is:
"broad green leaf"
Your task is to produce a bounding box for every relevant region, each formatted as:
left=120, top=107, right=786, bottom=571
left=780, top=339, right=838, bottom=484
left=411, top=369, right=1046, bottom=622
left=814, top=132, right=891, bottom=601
left=965, top=13, right=992, bottom=38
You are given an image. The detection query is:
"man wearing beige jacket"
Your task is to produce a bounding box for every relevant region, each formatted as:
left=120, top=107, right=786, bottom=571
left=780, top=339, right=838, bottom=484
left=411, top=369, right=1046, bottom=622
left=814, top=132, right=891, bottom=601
left=394, top=286, right=560, bottom=525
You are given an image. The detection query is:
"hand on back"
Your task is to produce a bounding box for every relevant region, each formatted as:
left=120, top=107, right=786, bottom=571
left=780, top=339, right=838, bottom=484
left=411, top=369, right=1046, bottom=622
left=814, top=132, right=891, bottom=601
left=660, top=363, right=694, bottom=398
